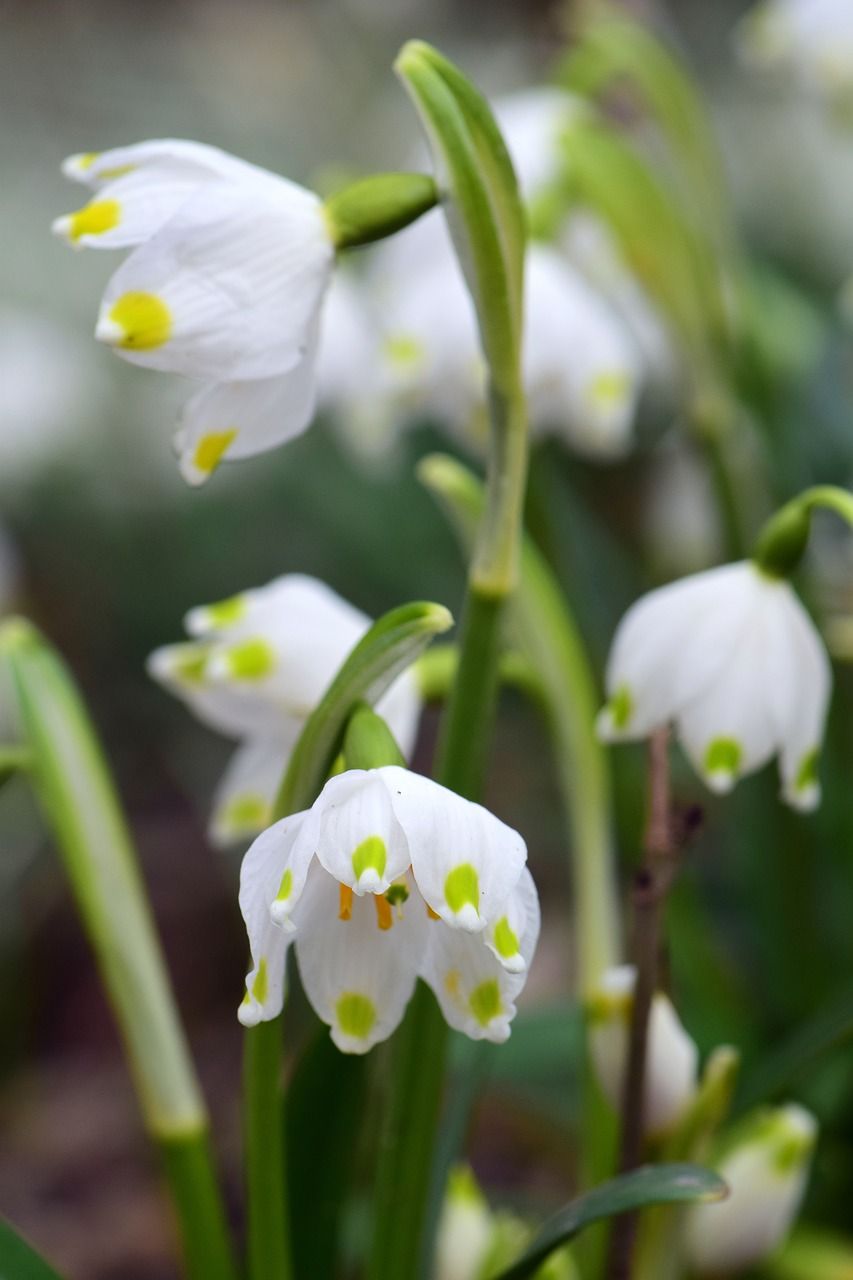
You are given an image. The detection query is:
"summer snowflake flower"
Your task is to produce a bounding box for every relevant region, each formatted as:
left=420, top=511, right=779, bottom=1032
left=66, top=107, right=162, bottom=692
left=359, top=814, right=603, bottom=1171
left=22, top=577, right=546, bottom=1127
left=53, top=140, right=335, bottom=485
left=147, top=575, right=421, bottom=845
left=737, top=0, right=853, bottom=109
left=587, top=966, right=698, bottom=1138
left=598, top=561, right=832, bottom=810
left=685, top=1104, right=817, bottom=1275
left=237, top=766, right=540, bottom=1052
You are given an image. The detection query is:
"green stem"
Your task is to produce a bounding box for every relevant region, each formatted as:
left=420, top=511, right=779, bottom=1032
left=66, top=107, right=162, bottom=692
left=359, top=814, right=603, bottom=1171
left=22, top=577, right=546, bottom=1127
left=159, top=1133, right=238, bottom=1280
left=0, top=620, right=237, bottom=1280
left=244, top=1017, right=290, bottom=1280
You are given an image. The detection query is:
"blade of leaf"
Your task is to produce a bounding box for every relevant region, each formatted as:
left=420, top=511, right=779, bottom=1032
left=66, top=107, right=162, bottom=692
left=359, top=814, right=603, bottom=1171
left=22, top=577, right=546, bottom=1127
left=273, top=600, right=452, bottom=818
left=0, top=1219, right=65, bottom=1280
left=492, top=1165, right=727, bottom=1280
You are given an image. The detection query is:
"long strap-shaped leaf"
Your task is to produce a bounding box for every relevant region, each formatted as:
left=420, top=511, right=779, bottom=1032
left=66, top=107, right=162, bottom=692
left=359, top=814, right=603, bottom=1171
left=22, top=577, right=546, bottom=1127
left=492, top=1164, right=727, bottom=1280
left=0, top=1219, right=65, bottom=1280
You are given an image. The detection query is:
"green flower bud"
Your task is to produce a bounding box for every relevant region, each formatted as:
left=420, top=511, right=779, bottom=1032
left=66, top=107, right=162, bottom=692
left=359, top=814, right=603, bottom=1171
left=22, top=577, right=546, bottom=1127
left=324, top=172, right=438, bottom=250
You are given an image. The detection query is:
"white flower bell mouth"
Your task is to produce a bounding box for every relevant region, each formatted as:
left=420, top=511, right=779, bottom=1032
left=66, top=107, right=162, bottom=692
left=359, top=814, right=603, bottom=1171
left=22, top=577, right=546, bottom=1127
left=598, top=560, right=832, bottom=810
left=237, top=765, right=540, bottom=1053
left=54, top=139, right=335, bottom=485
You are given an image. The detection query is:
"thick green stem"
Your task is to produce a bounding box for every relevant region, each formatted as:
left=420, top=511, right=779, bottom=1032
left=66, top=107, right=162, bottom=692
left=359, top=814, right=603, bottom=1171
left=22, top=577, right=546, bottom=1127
left=244, top=1018, right=290, bottom=1280
left=159, top=1133, right=238, bottom=1280
left=0, top=620, right=237, bottom=1280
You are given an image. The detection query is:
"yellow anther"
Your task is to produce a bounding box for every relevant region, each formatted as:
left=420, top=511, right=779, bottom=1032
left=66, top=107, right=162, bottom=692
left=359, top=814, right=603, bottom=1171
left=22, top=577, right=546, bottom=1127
left=374, top=895, right=393, bottom=931
left=339, top=884, right=353, bottom=921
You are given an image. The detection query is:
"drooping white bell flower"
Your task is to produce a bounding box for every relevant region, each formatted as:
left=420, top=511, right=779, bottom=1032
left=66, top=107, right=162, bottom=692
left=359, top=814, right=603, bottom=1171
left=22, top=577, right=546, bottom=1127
left=736, top=0, right=853, bottom=111
left=434, top=1166, right=494, bottom=1280
left=237, top=765, right=539, bottom=1052
left=598, top=561, right=832, bottom=810
left=54, top=140, right=335, bottom=484
left=685, top=1104, right=817, bottom=1275
left=147, top=575, right=421, bottom=845
left=587, top=965, right=698, bottom=1139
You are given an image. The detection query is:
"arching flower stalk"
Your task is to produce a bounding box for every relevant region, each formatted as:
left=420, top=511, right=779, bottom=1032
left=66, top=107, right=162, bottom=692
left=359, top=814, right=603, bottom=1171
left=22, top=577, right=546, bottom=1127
left=148, top=574, right=421, bottom=844
left=237, top=765, right=539, bottom=1052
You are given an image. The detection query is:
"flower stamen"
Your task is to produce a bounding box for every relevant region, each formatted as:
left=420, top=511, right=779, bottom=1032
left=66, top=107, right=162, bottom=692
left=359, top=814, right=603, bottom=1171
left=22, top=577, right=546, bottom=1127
left=339, top=884, right=353, bottom=921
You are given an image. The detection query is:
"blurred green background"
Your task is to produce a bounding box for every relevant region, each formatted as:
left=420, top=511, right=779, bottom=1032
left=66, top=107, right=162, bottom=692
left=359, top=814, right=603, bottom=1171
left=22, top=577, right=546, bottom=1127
left=2, top=1, right=853, bottom=1276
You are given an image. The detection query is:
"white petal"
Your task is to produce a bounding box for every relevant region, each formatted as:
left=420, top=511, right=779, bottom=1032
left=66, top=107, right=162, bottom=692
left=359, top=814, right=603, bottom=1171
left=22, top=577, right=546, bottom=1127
left=146, top=640, right=296, bottom=739
left=210, top=738, right=293, bottom=848
left=294, top=866, right=427, bottom=1053
left=483, top=868, right=539, bottom=974
left=53, top=167, right=209, bottom=251
left=237, top=808, right=316, bottom=1025
left=175, top=335, right=319, bottom=487
left=420, top=868, right=540, bottom=1042
left=96, top=178, right=333, bottom=380
left=599, top=562, right=758, bottom=742
left=310, top=770, right=411, bottom=895
left=380, top=766, right=527, bottom=931
left=771, top=587, right=832, bottom=810
left=61, top=139, right=267, bottom=189
left=587, top=965, right=698, bottom=1138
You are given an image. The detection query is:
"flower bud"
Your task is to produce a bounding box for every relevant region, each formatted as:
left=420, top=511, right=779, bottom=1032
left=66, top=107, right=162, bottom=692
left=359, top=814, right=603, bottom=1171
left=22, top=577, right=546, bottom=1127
left=434, top=1165, right=493, bottom=1280
left=324, top=172, right=437, bottom=250
left=587, top=965, right=698, bottom=1138
left=685, top=1104, right=817, bottom=1275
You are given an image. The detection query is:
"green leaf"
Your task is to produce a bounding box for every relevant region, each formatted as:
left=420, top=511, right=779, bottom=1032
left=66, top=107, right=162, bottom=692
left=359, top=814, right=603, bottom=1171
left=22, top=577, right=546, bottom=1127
left=491, top=1165, right=727, bottom=1280
left=394, top=40, right=524, bottom=392
left=273, top=600, right=452, bottom=818
left=0, top=1219, right=65, bottom=1280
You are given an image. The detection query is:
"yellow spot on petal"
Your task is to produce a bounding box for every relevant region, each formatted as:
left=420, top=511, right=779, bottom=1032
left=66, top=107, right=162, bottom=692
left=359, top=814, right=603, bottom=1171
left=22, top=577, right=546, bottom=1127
left=98, top=164, right=135, bottom=180
left=172, top=646, right=208, bottom=685
left=339, top=884, right=353, bottom=921
left=444, top=969, right=461, bottom=1000
left=222, top=792, right=269, bottom=833
left=276, top=868, right=294, bottom=905
left=108, top=291, right=172, bottom=350
left=469, top=979, right=502, bottom=1027
left=444, top=864, right=480, bottom=917
left=225, top=637, right=276, bottom=681
left=204, top=593, right=248, bottom=629
left=77, top=152, right=100, bottom=171
left=251, top=958, right=268, bottom=1004
left=336, top=992, right=376, bottom=1041
left=374, top=895, right=393, bottom=931
left=588, top=370, right=630, bottom=407
left=193, top=429, right=237, bottom=477
left=68, top=198, right=121, bottom=242
left=352, top=835, right=387, bottom=884
left=383, top=334, right=425, bottom=368
left=493, top=917, right=520, bottom=960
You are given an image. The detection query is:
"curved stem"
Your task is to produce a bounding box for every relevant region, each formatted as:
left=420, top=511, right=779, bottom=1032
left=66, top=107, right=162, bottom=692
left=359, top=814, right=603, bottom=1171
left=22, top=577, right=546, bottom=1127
left=801, top=484, right=853, bottom=525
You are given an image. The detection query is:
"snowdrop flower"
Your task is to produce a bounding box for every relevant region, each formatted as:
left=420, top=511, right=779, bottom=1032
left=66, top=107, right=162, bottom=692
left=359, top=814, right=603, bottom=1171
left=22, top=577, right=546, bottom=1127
left=53, top=139, right=336, bottom=485
left=237, top=765, right=539, bottom=1051
left=685, top=1104, right=817, bottom=1275
left=587, top=965, right=698, bottom=1138
left=148, top=575, right=421, bottom=845
left=598, top=561, right=832, bottom=809
left=737, top=0, right=853, bottom=112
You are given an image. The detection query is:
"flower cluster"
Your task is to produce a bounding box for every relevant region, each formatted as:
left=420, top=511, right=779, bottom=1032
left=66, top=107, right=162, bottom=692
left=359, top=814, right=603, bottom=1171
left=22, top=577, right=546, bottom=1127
left=238, top=765, right=539, bottom=1052
left=148, top=575, right=421, bottom=844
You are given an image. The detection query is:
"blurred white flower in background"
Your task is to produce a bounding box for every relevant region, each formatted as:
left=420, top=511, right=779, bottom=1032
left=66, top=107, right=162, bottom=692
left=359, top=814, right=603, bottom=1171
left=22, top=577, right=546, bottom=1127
left=0, top=307, right=102, bottom=484
left=642, top=439, right=723, bottom=577
left=587, top=965, right=699, bottom=1138
left=737, top=0, right=853, bottom=114
left=148, top=574, right=422, bottom=846
left=685, top=1104, right=817, bottom=1275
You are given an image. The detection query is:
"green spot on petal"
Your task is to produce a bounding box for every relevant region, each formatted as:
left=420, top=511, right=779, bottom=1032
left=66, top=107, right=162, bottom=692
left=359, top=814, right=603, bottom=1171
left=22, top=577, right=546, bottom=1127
left=469, top=979, right=502, bottom=1027
left=352, top=835, right=387, bottom=883
left=493, top=916, right=520, bottom=959
left=336, top=992, right=376, bottom=1041
left=444, top=863, right=480, bottom=916
left=172, top=647, right=208, bottom=685
left=795, top=748, right=820, bottom=793
left=222, top=792, right=269, bottom=833
left=275, top=868, right=293, bottom=904
left=609, top=684, right=633, bottom=731
left=204, top=593, right=248, bottom=629
left=383, top=334, right=424, bottom=368
left=251, top=958, right=268, bottom=1004
left=226, top=638, right=276, bottom=681
left=704, top=737, right=743, bottom=780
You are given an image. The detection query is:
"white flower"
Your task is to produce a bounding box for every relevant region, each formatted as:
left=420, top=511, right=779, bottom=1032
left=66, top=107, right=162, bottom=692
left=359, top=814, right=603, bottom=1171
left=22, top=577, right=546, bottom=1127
left=736, top=0, right=853, bottom=110
left=147, top=575, right=421, bottom=845
left=54, top=140, right=335, bottom=485
left=685, top=1104, right=817, bottom=1275
left=237, top=765, right=539, bottom=1052
left=492, top=87, right=585, bottom=201
left=587, top=965, right=698, bottom=1139
left=434, top=1166, right=494, bottom=1280
left=598, top=561, right=832, bottom=810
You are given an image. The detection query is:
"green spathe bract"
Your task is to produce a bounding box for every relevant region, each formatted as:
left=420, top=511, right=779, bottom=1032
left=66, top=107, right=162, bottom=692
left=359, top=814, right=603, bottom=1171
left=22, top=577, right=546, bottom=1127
left=324, top=172, right=438, bottom=249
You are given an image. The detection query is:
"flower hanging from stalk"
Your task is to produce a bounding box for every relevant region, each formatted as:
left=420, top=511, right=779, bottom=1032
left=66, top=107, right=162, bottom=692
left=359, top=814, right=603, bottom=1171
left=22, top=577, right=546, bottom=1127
left=238, top=765, right=539, bottom=1052
left=148, top=575, right=421, bottom=845
left=53, top=140, right=435, bottom=484
left=597, top=560, right=831, bottom=809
